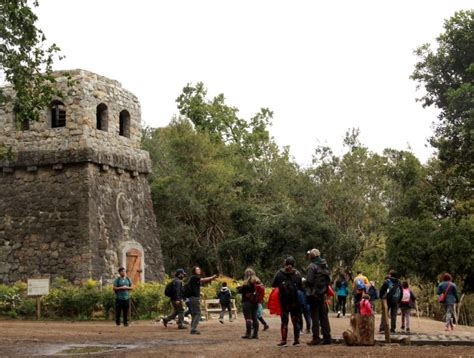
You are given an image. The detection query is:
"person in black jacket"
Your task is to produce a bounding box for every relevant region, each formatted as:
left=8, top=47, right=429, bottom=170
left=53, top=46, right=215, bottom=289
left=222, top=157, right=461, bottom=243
left=237, top=268, right=259, bottom=339
left=161, top=268, right=186, bottom=329
left=305, top=249, right=331, bottom=346
left=378, top=270, right=401, bottom=333
left=272, top=256, right=303, bottom=347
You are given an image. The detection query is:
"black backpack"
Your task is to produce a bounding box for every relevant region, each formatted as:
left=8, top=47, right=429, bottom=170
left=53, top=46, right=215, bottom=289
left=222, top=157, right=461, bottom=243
left=309, top=263, right=330, bottom=296
left=279, top=273, right=299, bottom=302
left=164, top=279, right=176, bottom=298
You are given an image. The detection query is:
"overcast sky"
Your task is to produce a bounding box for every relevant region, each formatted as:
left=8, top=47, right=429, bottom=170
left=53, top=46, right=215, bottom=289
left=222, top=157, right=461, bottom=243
left=32, top=1, right=473, bottom=166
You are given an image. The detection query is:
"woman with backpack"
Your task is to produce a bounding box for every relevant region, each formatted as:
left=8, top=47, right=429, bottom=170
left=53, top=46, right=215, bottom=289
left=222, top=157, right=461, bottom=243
left=272, top=256, right=303, bottom=347
left=399, top=281, right=416, bottom=333
left=237, top=268, right=261, bottom=339
left=378, top=270, right=401, bottom=334
left=437, top=273, right=459, bottom=331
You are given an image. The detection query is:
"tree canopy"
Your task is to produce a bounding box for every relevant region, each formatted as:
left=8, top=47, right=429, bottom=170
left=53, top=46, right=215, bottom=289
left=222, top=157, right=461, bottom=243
left=0, top=0, right=62, bottom=122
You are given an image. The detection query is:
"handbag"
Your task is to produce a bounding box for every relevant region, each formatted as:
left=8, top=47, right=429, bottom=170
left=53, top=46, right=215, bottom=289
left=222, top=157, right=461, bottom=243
left=438, top=282, right=451, bottom=303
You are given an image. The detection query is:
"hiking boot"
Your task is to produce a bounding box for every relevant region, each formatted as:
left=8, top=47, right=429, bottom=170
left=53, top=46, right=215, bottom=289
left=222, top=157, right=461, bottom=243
left=322, top=340, right=331, bottom=345
left=219, top=318, right=224, bottom=324
left=241, top=335, right=251, bottom=339
left=305, top=329, right=311, bottom=334
left=178, top=325, right=187, bottom=330
left=251, top=335, right=259, bottom=339
left=190, top=330, right=201, bottom=335
left=229, top=318, right=234, bottom=322
left=337, top=311, right=341, bottom=318
left=401, top=325, right=405, bottom=331
left=263, top=324, right=269, bottom=331
left=406, top=328, right=410, bottom=334
left=293, top=340, right=300, bottom=346
left=390, top=329, right=396, bottom=334
left=307, top=339, right=321, bottom=346
left=161, top=317, right=168, bottom=328
left=277, top=341, right=288, bottom=347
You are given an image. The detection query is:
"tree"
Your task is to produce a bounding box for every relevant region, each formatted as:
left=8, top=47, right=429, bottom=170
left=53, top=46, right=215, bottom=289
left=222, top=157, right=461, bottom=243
left=411, top=10, right=473, bottom=212
left=0, top=0, right=63, bottom=122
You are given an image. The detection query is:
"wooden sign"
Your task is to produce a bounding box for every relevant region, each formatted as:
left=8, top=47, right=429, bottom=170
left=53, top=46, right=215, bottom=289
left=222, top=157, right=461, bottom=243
left=27, top=278, right=50, bottom=296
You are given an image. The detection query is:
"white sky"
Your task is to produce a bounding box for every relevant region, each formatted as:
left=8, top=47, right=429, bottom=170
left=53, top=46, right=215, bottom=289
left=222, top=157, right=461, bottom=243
left=32, top=0, right=473, bottom=166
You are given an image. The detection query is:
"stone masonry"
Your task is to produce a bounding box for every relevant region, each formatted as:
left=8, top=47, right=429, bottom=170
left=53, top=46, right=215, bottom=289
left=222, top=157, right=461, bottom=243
left=0, top=70, right=164, bottom=283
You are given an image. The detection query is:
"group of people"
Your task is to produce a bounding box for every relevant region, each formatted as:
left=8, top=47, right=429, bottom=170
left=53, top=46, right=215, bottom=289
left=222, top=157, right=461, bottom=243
left=112, top=254, right=461, bottom=342
left=237, top=249, right=332, bottom=346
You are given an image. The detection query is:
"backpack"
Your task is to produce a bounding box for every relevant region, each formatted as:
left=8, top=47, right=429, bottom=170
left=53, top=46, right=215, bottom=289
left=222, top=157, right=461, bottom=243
left=164, top=280, right=176, bottom=298
left=355, top=277, right=366, bottom=291
left=401, top=288, right=410, bottom=303
left=386, top=280, right=401, bottom=303
left=254, top=283, right=265, bottom=304
left=279, top=274, right=299, bottom=302
left=183, top=281, right=192, bottom=298
left=309, top=264, right=330, bottom=297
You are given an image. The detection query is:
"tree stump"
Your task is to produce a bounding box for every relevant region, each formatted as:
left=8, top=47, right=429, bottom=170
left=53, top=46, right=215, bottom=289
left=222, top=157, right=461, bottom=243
left=343, top=314, right=375, bottom=346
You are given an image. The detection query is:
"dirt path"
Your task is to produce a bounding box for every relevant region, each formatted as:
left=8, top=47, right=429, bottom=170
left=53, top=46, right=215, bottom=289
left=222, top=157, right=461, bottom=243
left=1, top=313, right=473, bottom=357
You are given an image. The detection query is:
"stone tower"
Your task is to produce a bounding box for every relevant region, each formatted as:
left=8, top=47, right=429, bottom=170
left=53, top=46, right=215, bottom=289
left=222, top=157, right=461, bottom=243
left=0, top=70, right=164, bottom=284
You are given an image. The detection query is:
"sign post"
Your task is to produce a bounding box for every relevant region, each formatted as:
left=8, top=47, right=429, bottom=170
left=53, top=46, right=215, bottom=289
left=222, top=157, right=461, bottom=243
left=27, top=278, right=50, bottom=320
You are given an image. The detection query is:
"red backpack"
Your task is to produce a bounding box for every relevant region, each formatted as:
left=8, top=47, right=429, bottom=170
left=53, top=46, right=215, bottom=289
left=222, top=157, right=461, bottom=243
left=249, top=283, right=265, bottom=303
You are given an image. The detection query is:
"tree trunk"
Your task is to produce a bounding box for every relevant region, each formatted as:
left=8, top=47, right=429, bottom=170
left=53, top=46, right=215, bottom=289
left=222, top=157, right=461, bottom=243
left=343, top=313, right=375, bottom=346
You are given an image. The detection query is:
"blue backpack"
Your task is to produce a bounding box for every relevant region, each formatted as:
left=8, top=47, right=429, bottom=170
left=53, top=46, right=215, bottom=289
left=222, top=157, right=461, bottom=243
left=355, top=277, right=366, bottom=290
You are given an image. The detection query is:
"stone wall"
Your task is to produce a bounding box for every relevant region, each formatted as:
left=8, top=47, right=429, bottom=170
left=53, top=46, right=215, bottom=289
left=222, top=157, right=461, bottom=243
left=0, top=164, right=91, bottom=283
left=0, top=162, right=164, bottom=284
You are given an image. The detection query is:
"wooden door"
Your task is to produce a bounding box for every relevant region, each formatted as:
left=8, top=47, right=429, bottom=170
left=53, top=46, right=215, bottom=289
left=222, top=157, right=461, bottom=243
left=126, top=248, right=143, bottom=285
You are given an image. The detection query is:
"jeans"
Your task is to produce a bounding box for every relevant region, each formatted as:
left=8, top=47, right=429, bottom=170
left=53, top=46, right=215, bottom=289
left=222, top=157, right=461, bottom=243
left=400, top=307, right=411, bottom=329
left=115, top=298, right=130, bottom=326
left=242, top=301, right=259, bottom=337
left=445, top=304, right=454, bottom=328
left=379, top=302, right=398, bottom=332
left=219, top=302, right=233, bottom=320
left=189, top=297, right=201, bottom=332
left=164, top=300, right=185, bottom=327
left=309, top=296, right=331, bottom=343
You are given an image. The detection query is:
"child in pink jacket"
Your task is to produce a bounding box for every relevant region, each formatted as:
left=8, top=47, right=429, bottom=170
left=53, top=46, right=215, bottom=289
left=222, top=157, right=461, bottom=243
left=359, top=293, right=373, bottom=316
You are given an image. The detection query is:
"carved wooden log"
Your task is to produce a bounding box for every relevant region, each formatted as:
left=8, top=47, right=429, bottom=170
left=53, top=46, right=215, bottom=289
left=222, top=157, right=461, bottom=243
left=343, top=313, right=375, bottom=346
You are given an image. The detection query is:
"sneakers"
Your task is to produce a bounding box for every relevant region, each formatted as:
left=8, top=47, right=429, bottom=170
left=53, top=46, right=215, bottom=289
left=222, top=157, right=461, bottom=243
left=161, top=317, right=168, bottom=328
left=251, top=336, right=259, bottom=339
left=219, top=318, right=224, bottom=324
left=263, top=324, right=269, bottom=331
left=337, top=311, right=341, bottom=318
left=293, top=340, right=300, bottom=346
left=307, top=340, right=321, bottom=346
left=406, top=328, right=410, bottom=334
left=190, top=330, right=201, bottom=335
left=277, top=341, right=288, bottom=347
left=401, top=325, right=405, bottom=331
left=305, top=329, right=311, bottom=334
left=241, top=335, right=251, bottom=339
left=178, top=325, right=187, bottom=330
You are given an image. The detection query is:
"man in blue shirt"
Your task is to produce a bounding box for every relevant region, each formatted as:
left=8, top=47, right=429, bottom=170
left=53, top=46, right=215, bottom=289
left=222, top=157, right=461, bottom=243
left=113, top=267, right=133, bottom=326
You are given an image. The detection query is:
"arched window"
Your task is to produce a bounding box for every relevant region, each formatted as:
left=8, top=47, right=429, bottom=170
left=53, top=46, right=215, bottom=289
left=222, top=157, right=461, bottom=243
left=96, top=103, right=108, bottom=131
left=119, top=110, right=130, bottom=138
left=51, top=100, right=66, bottom=128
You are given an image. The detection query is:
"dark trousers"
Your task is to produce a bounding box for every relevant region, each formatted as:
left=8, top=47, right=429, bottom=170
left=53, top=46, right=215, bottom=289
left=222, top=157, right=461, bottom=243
left=242, top=301, right=259, bottom=337
left=309, top=296, right=331, bottom=343
left=379, top=302, right=398, bottom=332
left=164, top=300, right=185, bottom=327
left=115, top=298, right=130, bottom=325
left=280, top=303, right=302, bottom=343
left=336, top=295, right=347, bottom=316
left=353, top=292, right=363, bottom=313
left=219, top=302, right=233, bottom=320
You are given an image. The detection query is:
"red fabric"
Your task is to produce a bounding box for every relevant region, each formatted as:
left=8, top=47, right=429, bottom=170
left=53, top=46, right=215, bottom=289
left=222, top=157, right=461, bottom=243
left=268, top=287, right=282, bottom=316
left=327, top=285, right=335, bottom=297
left=254, top=283, right=265, bottom=304
left=359, top=298, right=373, bottom=316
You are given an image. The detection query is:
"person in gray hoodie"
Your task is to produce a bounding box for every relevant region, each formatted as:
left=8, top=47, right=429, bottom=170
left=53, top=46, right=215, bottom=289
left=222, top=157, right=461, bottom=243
left=217, top=282, right=233, bottom=323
